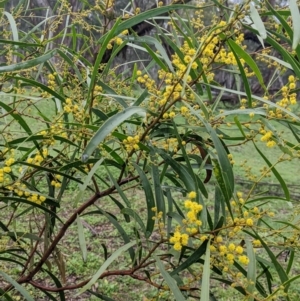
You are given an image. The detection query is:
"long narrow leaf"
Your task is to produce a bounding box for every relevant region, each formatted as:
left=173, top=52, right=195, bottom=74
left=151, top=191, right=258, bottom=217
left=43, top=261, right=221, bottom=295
left=131, top=162, right=155, bottom=237
left=82, top=106, right=146, bottom=162
left=289, top=0, right=300, bottom=49
left=77, top=215, right=87, bottom=262
left=253, top=143, right=290, bottom=201
left=0, top=50, right=56, bottom=73
left=254, top=231, right=289, bottom=284
left=155, top=255, right=186, bottom=301
left=0, top=271, right=34, bottom=301
left=200, top=239, right=211, bottom=300
left=77, top=241, right=136, bottom=295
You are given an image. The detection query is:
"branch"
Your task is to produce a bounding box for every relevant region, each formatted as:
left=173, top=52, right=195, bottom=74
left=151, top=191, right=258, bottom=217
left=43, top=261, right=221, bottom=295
left=97, top=0, right=194, bottom=65
left=3, top=175, right=139, bottom=292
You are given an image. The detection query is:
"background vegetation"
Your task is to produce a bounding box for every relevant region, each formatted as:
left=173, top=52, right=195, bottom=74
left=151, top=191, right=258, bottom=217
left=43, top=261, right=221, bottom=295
left=1, top=0, right=300, bottom=300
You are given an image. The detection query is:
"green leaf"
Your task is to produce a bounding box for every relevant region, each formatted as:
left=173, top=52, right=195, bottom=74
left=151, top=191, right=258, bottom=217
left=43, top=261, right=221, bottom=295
left=0, top=271, right=34, bottom=301
left=234, top=117, right=246, bottom=138
left=4, top=232, right=42, bottom=241
left=86, top=18, right=122, bottom=109
left=42, top=269, right=66, bottom=301
left=1, top=197, right=62, bottom=223
left=3, top=12, right=19, bottom=43
left=143, top=42, right=169, bottom=71
left=99, top=4, right=200, bottom=42
left=0, top=101, right=33, bottom=136
left=77, top=215, right=87, bottom=262
left=265, top=35, right=300, bottom=79
left=265, top=2, right=293, bottom=40
left=246, top=240, right=256, bottom=301
left=155, top=255, right=186, bottom=301
left=98, top=208, right=135, bottom=262
left=150, top=149, right=166, bottom=221
left=211, top=277, right=247, bottom=295
left=82, top=106, right=147, bottom=162
left=206, top=81, right=299, bottom=120
left=88, top=290, right=117, bottom=301
left=95, top=80, right=128, bottom=108
left=9, top=76, right=66, bottom=102
left=131, top=162, right=155, bottom=238
left=133, top=89, right=149, bottom=106
left=105, top=165, right=131, bottom=208
left=214, top=186, right=225, bottom=227
left=57, top=49, right=83, bottom=83
left=0, top=50, right=57, bottom=73
left=200, top=239, right=211, bottom=300
left=0, top=39, right=38, bottom=47
left=207, top=124, right=234, bottom=197
left=260, top=53, right=292, bottom=70
left=253, top=142, right=290, bottom=201
left=212, top=159, right=233, bottom=218
left=156, top=149, right=196, bottom=193
left=77, top=241, right=136, bottom=295
left=254, top=230, right=289, bottom=284
left=227, top=39, right=265, bottom=95
left=19, top=162, right=84, bottom=186
left=0, top=289, right=13, bottom=301
left=250, top=3, right=267, bottom=40
left=126, top=35, right=173, bottom=72
left=289, top=0, right=300, bottom=49
left=286, top=249, right=294, bottom=275
left=171, top=240, right=209, bottom=276
left=121, top=208, right=146, bottom=234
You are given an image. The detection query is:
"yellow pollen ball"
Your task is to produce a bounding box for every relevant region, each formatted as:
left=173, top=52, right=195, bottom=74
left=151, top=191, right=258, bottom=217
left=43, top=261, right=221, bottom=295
left=188, top=191, right=197, bottom=199
left=235, top=246, right=244, bottom=254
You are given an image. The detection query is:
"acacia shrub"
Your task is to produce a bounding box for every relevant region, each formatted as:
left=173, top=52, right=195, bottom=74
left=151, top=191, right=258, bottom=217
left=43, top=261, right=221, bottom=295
left=1, top=0, right=300, bottom=300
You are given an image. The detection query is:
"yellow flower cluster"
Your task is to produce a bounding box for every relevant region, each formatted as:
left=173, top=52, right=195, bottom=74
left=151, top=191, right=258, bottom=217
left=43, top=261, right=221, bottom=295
left=169, top=192, right=203, bottom=251
left=151, top=207, right=165, bottom=237
left=162, top=137, right=179, bottom=152
left=27, top=193, right=46, bottom=205
left=0, top=167, right=10, bottom=183
left=107, top=31, right=128, bottom=49
left=276, top=75, right=297, bottom=108
left=39, top=120, right=68, bottom=146
left=180, top=106, right=189, bottom=116
left=184, top=199, right=203, bottom=225
left=169, top=228, right=189, bottom=251
left=260, top=130, right=276, bottom=148
left=0, top=151, right=15, bottom=184
left=266, top=76, right=298, bottom=119
left=136, top=71, right=157, bottom=92
left=26, top=149, right=48, bottom=166
left=162, top=111, right=176, bottom=119
left=6, top=182, right=47, bottom=204
left=94, top=85, right=103, bottom=95
left=51, top=174, right=61, bottom=188
left=47, top=73, right=56, bottom=90
left=1, top=158, right=14, bottom=175
left=212, top=238, right=250, bottom=266
left=227, top=153, right=235, bottom=165
left=63, top=98, right=85, bottom=122
left=123, top=135, right=140, bottom=152
left=198, top=21, right=249, bottom=81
